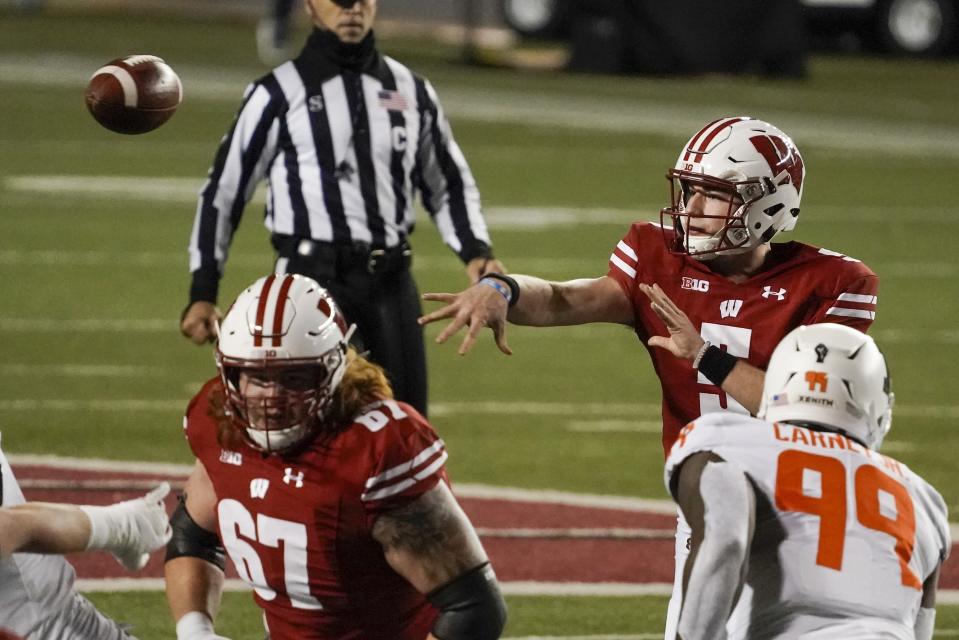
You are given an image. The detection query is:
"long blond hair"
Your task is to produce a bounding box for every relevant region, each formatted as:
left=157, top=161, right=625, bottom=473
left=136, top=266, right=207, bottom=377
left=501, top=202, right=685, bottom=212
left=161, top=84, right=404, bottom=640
left=210, top=347, right=393, bottom=450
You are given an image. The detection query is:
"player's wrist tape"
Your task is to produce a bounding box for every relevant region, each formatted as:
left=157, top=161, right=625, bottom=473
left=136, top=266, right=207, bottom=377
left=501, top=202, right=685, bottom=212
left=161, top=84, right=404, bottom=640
left=695, top=344, right=738, bottom=387
left=480, top=278, right=511, bottom=304
left=176, top=611, right=216, bottom=639
left=482, top=272, right=519, bottom=307
left=79, top=504, right=117, bottom=552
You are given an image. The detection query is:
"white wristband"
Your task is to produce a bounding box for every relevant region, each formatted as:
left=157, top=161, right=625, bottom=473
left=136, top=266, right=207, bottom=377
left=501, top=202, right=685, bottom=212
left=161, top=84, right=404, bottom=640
left=692, top=341, right=711, bottom=369
left=176, top=611, right=216, bottom=638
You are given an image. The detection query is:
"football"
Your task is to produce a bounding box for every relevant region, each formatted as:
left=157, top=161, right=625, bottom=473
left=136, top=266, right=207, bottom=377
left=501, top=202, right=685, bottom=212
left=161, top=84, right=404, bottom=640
left=85, top=55, right=182, bottom=135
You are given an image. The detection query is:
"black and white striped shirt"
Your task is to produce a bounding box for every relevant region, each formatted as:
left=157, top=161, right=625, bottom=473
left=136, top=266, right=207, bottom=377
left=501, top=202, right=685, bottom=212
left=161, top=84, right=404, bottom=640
left=188, top=30, right=492, bottom=303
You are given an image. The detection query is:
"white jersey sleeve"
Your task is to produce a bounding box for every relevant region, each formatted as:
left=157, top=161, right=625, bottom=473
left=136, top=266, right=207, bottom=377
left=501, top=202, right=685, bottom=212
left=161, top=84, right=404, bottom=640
left=0, top=437, right=77, bottom=637
left=663, top=416, right=950, bottom=640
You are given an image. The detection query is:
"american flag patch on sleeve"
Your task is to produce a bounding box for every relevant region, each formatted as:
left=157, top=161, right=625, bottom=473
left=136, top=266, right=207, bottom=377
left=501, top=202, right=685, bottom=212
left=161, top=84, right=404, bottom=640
left=378, top=90, right=409, bottom=112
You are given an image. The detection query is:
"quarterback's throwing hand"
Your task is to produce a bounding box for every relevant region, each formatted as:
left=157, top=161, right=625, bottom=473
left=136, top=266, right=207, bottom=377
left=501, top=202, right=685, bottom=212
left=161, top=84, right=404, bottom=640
left=640, top=283, right=705, bottom=361
left=418, top=283, right=512, bottom=356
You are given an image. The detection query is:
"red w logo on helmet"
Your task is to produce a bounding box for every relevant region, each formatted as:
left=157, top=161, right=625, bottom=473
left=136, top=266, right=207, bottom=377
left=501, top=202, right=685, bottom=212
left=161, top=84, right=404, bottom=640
left=750, top=134, right=805, bottom=192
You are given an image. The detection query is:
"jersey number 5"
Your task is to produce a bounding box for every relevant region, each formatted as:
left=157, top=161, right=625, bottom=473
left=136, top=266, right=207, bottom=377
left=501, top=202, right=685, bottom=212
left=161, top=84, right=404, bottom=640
left=218, top=499, right=325, bottom=609
left=774, top=450, right=922, bottom=589
left=698, top=323, right=751, bottom=415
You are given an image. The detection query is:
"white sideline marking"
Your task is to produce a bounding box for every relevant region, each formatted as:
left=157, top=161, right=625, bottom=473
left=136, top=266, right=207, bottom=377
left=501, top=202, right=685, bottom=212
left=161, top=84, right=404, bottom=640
left=1, top=246, right=956, bottom=280
left=5, top=453, right=677, bottom=512
left=1, top=399, right=958, bottom=420
left=475, top=527, right=671, bottom=539
left=0, top=364, right=162, bottom=377
left=72, top=575, right=959, bottom=611
left=567, top=420, right=666, bottom=434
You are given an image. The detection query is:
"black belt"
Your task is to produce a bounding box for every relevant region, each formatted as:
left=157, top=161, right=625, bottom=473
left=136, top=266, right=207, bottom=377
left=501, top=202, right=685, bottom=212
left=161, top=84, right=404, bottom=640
left=272, top=235, right=412, bottom=275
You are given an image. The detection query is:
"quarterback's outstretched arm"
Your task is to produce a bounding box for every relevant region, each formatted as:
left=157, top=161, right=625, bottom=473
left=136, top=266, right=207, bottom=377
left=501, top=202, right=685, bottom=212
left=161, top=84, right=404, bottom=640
left=0, top=484, right=171, bottom=569
left=165, top=462, right=231, bottom=640
left=420, top=274, right=633, bottom=355
left=373, top=482, right=507, bottom=640
left=672, top=451, right=755, bottom=640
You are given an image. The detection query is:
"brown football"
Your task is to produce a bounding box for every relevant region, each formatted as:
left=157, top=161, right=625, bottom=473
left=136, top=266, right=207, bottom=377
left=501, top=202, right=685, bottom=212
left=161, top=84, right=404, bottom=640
left=85, top=55, right=182, bottom=135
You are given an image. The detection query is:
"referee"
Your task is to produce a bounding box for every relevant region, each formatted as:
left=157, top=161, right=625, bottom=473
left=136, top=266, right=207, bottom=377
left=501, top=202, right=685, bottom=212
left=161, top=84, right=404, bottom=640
left=180, top=0, right=505, bottom=416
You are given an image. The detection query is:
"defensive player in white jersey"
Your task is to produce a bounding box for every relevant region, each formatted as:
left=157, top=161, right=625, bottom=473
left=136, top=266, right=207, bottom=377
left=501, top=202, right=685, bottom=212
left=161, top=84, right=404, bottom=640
left=0, top=435, right=172, bottom=639
left=664, top=323, right=950, bottom=640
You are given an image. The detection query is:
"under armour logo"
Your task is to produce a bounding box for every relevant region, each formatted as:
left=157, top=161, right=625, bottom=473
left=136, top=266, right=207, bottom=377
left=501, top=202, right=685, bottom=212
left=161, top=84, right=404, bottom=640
left=308, top=95, right=324, bottom=112
left=284, top=467, right=305, bottom=489
left=250, top=478, right=270, bottom=499
left=762, top=286, right=786, bottom=300
left=720, top=299, right=743, bottom=318
left=815, top=343, right=829, bottom=363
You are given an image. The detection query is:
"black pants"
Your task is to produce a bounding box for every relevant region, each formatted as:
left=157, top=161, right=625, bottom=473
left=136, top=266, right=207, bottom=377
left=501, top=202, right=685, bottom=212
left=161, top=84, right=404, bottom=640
left=275, top=240, right=428, bottom=416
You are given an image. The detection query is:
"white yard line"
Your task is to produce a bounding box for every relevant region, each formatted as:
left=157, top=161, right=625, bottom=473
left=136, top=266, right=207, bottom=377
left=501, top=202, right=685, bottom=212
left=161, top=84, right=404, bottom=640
left=3, top=53, right=958, bottom=159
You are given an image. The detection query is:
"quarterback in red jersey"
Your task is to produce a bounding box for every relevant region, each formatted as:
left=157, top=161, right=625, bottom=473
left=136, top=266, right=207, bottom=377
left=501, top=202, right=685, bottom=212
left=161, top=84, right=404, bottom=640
left=164, top=274, right=506, bottom=640
left=419, top=116, right=878, bottom=639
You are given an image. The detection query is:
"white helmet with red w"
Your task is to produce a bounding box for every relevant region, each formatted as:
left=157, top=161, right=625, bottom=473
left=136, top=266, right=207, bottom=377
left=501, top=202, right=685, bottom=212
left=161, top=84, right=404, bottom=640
left=216, top=274, right=355, bottom=453
left=661, top=116, right=805, bottom=259
left=758, top=323, right=894, bottom=451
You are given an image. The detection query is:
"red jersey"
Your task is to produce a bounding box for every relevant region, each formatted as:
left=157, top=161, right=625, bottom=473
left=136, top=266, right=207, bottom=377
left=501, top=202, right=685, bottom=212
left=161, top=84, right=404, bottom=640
left=607, top=222, right=879, bottom=456
left=183, top=379, right=444, bottom=640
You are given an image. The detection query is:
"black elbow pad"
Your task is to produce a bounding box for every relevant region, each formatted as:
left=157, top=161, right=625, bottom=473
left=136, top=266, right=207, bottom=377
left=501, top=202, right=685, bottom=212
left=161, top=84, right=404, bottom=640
left=165, top=494, right=226, bottom=571
left=428, top=562, right=507, bottom=640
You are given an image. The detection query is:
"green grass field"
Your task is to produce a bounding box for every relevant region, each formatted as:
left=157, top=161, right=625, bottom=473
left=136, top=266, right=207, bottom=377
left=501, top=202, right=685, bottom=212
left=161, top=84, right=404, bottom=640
left=2, top=7, right=959, bottom=637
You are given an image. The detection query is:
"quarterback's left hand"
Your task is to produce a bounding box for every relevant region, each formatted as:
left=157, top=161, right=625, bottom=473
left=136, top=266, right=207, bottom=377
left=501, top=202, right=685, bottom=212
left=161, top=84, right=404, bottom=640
left=81, top=482, right=173, bottom=571
left=640, top=283, right=705, bottom=361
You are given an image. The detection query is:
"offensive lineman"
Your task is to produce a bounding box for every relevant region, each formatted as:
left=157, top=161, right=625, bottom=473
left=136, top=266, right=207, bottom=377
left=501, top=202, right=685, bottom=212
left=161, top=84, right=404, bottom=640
left=665, top=323, right=949, bottom=639
left=165, top=274, right=506, bottom=640
left=419, top=116, right=880, bottom=638
left=0, top=435, right=172, bottom=639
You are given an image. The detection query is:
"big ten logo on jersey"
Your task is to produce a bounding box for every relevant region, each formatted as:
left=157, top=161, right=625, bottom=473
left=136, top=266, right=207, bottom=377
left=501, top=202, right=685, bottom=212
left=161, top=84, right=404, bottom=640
left=682, top=277, right=709, bottom=293
left=698, top=323, right=750, bottom=415
left=356, top=399, right=408, bottom=433
left=774, top=449, right=922, bottom=589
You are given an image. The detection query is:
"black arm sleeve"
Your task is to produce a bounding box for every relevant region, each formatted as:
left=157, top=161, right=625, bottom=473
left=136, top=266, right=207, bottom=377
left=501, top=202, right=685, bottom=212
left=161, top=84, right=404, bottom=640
left=164, top=494, right=226, bottom=571
left=428, top=562, right=507, bottom=640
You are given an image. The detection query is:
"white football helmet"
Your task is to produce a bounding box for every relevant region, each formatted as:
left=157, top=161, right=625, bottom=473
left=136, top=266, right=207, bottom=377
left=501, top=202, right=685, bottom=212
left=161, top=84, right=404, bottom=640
left=758, top=323, right=894, bottom=450
left=660, top=116, right=805, bottom=259
left=216, top=274, right=355, bottom=453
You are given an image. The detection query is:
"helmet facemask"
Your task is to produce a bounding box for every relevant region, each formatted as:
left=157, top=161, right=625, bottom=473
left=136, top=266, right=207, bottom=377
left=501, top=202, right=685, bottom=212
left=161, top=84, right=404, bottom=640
left=214, top=274, right=356, bottom=455
left=219, top=348, right=347, bottom=454
left=661, top=170, right=769, bottom=259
